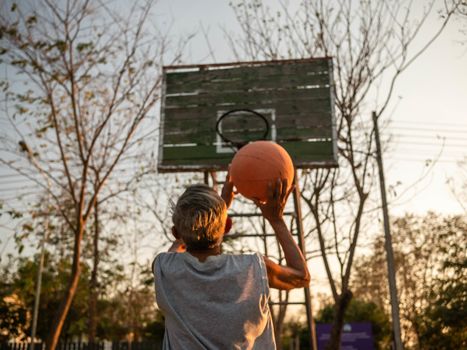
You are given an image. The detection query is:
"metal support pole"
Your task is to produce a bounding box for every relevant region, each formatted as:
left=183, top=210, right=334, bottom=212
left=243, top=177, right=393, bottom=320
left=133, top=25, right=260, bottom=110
left=292, top=174, right=317, bottom=350
left=22, top=141, right=51, bottom=350
left=372, top=112, right=403, bottom=350
left=31, top=218, right=47, bottom=350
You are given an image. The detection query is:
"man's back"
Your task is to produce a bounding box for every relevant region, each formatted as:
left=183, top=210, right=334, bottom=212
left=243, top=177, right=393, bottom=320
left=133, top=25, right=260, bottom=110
left=153, top=252, right=276, bottom=350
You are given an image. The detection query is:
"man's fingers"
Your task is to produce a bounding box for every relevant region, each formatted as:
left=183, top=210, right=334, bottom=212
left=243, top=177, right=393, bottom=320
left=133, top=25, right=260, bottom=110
left=280, top=179, right=288, bottom=201
left=274, top=178, right=282, bottom=200
left=266, top=180, right=275, bottom=201
left=221, top=166, right=236, bottom=208
left=226, top=164, right=232, bottom=181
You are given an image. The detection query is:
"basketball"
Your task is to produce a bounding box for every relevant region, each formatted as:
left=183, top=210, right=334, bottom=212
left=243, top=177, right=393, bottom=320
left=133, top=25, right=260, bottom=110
left=230, top=141, right=294, bottom=202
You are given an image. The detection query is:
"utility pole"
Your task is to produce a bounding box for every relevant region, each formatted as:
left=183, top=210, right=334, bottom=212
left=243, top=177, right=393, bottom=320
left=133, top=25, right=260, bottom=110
left=372, top=112, right=403, bottom=350
left=20, top=141, right=51, bottom=350
left=31, top=203, right=49, bottom=350
left=292, top=175, right=318, bottom=350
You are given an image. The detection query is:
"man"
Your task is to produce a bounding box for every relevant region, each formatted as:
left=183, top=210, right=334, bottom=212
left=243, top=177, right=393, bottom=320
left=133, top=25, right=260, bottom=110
left=153, top=174, right=310, bottom=349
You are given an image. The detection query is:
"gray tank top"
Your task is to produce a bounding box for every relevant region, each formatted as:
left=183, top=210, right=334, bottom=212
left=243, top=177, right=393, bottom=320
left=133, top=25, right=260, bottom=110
left=153, top=252, right=276, bottom=349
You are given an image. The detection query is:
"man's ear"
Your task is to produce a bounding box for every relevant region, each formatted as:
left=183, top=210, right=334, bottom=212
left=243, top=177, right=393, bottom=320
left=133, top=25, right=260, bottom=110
left=172, top=226, right=181, bottom=240
left=224, top=216, right=232, bottom=234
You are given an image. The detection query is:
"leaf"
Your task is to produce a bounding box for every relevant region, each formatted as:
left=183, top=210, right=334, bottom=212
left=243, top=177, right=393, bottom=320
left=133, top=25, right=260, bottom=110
left=22, top=223, right=33, bottom=232
left=7, top=210, right=23, bottom=219
left=76, top=42, right=93, bottom=52
left=15, top=105, right=28, bottom=114
left=26, top=16, right=37, bottom=26
left=7, top=27, right=18, bottom=37
left=54, top=40, right=68, bottom=53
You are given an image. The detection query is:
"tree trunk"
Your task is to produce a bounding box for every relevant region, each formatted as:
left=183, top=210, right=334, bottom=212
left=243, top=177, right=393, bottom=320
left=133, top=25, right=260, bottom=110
left=325, top=290, right=353, bottom=350
left=46, top=223, right=84, bottom=350
left=88, top=196, right=99, bottom=342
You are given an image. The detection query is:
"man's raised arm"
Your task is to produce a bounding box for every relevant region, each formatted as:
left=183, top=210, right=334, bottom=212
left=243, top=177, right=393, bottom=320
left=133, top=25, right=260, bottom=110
left=257, top=179, right=310, bottom=290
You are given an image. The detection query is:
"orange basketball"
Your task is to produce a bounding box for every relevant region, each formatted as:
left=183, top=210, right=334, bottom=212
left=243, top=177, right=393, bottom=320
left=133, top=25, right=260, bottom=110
left=230, top=141, right=294, bottom=202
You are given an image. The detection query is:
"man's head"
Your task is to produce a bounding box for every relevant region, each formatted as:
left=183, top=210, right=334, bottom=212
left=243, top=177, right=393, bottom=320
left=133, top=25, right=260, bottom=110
left=172, top=184, right=227, bottom=250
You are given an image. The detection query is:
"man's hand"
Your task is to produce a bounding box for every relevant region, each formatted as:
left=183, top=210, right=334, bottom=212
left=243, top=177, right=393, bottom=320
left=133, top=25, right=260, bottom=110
left=221, top=167, right=235, bottom=209
left=255, top=178, right=293, bottom=222
left=257, top=175, right=310, bottom=291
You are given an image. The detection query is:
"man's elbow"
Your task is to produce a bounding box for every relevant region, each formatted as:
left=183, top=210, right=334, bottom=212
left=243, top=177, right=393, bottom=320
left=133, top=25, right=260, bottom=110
left=297, top=271, right=311, bottom=288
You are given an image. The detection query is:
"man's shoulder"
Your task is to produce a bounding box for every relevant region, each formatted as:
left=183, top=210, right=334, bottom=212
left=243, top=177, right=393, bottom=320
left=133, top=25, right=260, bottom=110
left=152, top=252, right=180, bottom=273
left=223, top=252, right=266, bottom=272
left=152, top=252, right=264, bottom=274
left=223, top=252, right=262, bottom=262
left=224, top=252, right=261, bottom=258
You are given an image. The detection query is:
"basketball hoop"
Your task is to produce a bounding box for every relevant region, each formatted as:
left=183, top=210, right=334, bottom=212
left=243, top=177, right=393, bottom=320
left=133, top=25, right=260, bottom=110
left=215, top=109, right=270, bottom=151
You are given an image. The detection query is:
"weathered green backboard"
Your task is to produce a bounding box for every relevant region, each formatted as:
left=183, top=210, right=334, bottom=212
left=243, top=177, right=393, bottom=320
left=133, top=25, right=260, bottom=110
left=158, top=58, right=337, bottom=172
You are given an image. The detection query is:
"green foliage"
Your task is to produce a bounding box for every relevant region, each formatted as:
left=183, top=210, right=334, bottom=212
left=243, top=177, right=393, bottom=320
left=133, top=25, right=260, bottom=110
left=352, top=213, right=466, bottom=349
left=3, top=254, right=90, bottom=339
left=1, top=255, right=64, bottom=339
left=419, top=285, right=467, bottom=349
left=142, top=310, right=165, bottom=341
left=0, top=253, right=165, bottom=341
left=142, top=320, right=165, bottom=342
left=0, top=257, right=28, bottom=341
left=417, top=223, right=467, bottom=349
left=275, top=318, right=310, bottom=350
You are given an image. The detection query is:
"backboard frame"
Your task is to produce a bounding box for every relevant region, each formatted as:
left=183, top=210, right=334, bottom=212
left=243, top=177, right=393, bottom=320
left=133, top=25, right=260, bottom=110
left=158, top=57, right=338, bottom=172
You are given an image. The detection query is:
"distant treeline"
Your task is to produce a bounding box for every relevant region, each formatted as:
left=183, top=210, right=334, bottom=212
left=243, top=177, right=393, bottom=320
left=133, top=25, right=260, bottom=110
left=0, top=341, right=162, bottom=350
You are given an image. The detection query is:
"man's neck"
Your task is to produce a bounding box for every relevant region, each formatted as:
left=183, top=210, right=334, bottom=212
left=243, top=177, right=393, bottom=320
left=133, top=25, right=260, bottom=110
left=187, top=245, right=221, bottom=262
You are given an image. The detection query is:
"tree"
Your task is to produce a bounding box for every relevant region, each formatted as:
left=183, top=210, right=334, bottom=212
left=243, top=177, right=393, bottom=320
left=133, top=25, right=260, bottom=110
left=0, top=251, right=165, bottom=341
left=0, top=253, right=90, bottom=341
left=0, top=255, right=28, bottom=341
left=352, top=213, right=467, bottom=348
left=228, top=0, right=462, bottom=347
left=419, top=251, right=467, bottom=349
left=0, top=0, right=188, bottom=347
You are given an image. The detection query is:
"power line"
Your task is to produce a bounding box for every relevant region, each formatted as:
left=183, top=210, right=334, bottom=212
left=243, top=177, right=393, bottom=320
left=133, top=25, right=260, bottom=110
left=0, top=178, right=37, bottom=185
left=0, top=186, right=39, bottom=193
left=391, top=133, right=467, bottom=141
left=390, top=120, right=467, bottom=127
left=0, top=173, right=39, bottom=179
left=388, top=126, right=467, bottom=134
left=390, top=141, right=467, bottom=148
left=389, top=158, right=462, bottom=164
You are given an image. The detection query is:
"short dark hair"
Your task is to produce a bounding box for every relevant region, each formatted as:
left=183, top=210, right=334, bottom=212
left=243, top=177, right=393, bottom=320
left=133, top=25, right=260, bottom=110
left=172, top=184, right=227, bottom=250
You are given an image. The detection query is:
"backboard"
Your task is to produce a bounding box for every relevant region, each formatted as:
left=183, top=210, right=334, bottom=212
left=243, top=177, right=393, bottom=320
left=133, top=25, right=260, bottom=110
left=158, top=57, right=338, bottom=172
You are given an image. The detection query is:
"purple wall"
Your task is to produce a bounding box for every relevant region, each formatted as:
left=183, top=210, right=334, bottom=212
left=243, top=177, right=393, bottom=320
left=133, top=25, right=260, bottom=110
left=316, top=322, right=375, bottom=350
